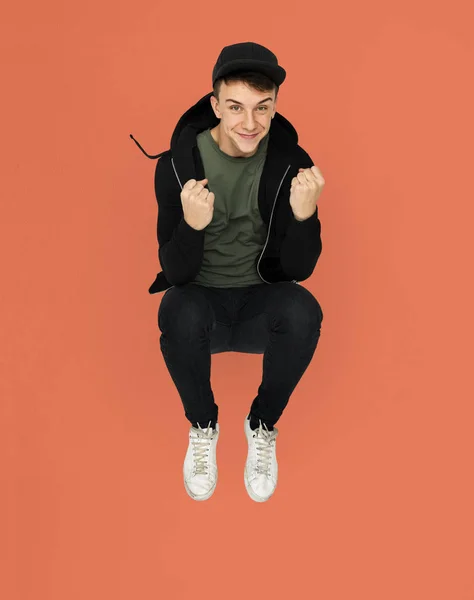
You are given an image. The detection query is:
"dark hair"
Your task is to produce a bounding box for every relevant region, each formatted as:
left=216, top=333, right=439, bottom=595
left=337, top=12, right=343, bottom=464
left=213, top=70, right=279, bottom=102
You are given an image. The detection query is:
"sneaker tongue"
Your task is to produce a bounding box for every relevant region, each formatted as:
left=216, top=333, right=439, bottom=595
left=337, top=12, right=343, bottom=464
left=194, top=421, right=215, bottom=432
left=195, top=425, right=213, bottom=435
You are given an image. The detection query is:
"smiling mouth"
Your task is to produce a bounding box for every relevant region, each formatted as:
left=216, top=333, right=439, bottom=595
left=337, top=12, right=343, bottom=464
left=239, top=133, right=258, bottom=138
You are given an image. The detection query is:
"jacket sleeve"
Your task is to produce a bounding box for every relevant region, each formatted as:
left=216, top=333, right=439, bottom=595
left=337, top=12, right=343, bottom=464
left=279, top=153, right=323, bottom=282
left=155, top=153, right=205, bottom=285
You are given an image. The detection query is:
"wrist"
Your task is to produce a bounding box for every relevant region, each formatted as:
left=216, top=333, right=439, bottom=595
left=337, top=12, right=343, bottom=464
left=293, top=211, right=314, bottom=222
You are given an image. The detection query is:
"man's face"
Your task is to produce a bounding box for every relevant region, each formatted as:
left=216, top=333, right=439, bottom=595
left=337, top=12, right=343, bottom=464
left=210, top=80, right=277, bottom=158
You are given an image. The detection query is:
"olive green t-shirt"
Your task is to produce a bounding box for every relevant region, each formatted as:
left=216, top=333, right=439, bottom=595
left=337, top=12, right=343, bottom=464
left=191, top=128, right=269, bottom=288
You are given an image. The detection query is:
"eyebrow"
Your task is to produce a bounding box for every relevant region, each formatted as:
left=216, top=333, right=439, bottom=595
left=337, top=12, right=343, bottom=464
left=225, top=97, right=273, bottom=105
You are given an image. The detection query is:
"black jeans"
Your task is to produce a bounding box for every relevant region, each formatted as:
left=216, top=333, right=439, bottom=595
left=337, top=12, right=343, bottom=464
left=158, top=281, right=323, bottom=429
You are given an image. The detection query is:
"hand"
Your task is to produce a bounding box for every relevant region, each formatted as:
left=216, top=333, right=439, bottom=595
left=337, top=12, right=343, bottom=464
left=180, top=178, right=215, bottom=231
left=290, top=166, right=325, bottom=221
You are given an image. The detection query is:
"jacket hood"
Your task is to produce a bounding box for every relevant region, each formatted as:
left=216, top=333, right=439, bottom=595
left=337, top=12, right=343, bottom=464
left=130, top=91, right=300, bottom=160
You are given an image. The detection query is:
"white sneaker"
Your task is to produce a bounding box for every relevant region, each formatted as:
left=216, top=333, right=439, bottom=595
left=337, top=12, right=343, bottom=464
left=183, top=422, right=219, bottom=501
left=244, top=414, right=279, bottom=502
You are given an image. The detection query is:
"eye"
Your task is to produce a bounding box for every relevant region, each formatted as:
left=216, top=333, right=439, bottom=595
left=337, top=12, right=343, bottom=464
left=230, top=105, right=269, bottom=111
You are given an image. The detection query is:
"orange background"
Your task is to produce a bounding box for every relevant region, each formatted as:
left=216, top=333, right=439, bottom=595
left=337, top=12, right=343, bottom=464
left=2, top=0, right=474, bottom=598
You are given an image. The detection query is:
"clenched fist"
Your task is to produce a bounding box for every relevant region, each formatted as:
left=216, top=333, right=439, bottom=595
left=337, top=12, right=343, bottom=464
left=290, top=166, right=325, bottom=221
left=181, top=178, right=215, bottom=231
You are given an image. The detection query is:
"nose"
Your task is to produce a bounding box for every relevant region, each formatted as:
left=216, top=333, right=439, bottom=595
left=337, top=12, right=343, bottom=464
left=242, top=112, right=257, bottom=132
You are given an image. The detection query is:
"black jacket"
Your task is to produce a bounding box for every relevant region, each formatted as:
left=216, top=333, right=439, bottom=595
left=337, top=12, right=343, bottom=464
left=130, top=91, right=322, bottom=294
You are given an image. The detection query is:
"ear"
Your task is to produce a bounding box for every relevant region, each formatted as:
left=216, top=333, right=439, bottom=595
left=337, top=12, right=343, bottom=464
left=210, top=96, right=221, bottom=119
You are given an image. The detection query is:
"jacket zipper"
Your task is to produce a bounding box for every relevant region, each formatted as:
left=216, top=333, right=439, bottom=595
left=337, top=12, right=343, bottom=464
left=172, top=158, right=184, bottom=190
left=170, top=158, right=298, bottom=287
left=256, top=164, right=299, bottom=285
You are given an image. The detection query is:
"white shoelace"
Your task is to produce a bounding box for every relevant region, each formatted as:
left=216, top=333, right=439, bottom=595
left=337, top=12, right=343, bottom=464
left=191, top=425, right=215, bottom=475
left=252, top=423, right=277, bottom=477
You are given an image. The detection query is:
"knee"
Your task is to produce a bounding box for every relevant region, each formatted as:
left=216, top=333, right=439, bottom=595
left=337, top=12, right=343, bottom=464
left=158, top=285, right=214, bottom=338
left=277, top=285, right=323, bottom=334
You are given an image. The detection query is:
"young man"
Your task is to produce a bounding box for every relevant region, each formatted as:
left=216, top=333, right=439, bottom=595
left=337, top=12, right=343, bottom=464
left=130, top=42, right=325, bottom=502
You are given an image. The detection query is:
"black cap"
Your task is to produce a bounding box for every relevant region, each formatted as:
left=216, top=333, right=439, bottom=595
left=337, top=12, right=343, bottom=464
left=212, top=42, right=286, bottom=88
